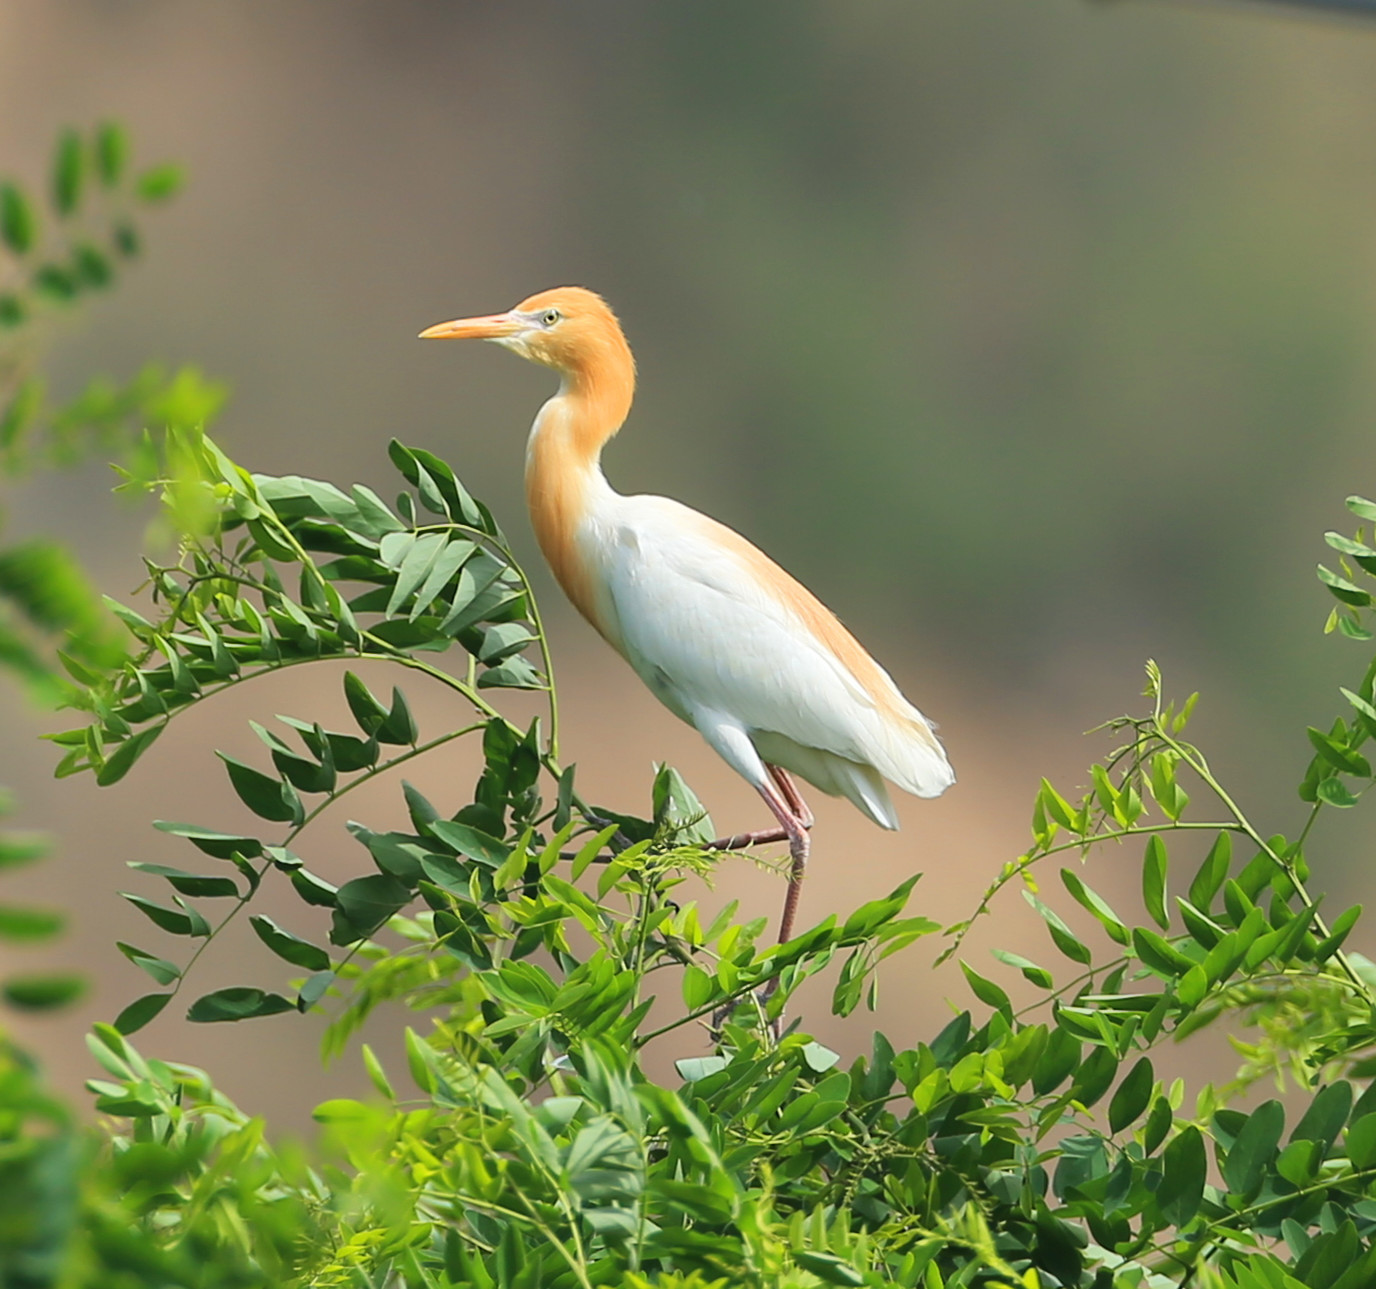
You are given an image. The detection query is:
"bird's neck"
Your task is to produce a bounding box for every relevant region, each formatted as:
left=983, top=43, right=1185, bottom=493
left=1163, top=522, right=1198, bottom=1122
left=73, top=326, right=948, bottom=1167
left=524, top=361, right=632, bottom=631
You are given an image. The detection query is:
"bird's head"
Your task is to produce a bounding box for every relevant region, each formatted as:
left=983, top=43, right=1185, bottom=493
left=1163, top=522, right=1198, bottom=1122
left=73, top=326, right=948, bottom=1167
left=419, top=286, right=633, bottom=384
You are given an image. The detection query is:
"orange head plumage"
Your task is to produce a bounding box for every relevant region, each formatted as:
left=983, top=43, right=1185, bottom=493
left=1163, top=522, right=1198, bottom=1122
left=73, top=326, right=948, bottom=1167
left=420, top=286, right=635, bottom=397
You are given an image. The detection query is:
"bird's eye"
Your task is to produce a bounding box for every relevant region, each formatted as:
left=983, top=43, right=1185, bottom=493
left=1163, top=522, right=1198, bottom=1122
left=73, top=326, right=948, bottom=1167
left=541, top=309, right=560, bottom=326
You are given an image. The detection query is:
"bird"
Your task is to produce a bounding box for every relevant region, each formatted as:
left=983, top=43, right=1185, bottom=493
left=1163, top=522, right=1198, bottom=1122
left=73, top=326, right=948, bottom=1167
left=420, top=287, right=953, bottom=943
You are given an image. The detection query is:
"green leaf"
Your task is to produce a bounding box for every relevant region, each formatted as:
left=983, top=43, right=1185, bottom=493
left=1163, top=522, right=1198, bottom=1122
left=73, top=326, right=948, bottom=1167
left=1132, top=926, right=1193, bottom=978
left=1345, top=1112, right=1376, bottom=1170
left=1023, top=892, right=1092, bottom=965
left=1221, top=1100, right=1285, bottom=1196
left=95, top=121, right=128, bottom=186
left=290, top=868, right=338, bottom=907
left=186, top=987, right=293, bottom=1023
left=96, top=727, right=163, bottom=786
left=1143, top=1096, right=1173, bottom=1154
left=0, top=182, right=36, bottom=254
left=792, top=1252, right=864, bottom=1286
left=385, top=532, right=447, bottom=616
left=1318, top=777, right=1361, bottom=808
left=682, top=965, right=715, bottom=1011
left=113, top=992, right=171, bottom=1035
left=1308, top=727, right=1371, bottom=777
left=53, top=128, right=83, bottom=215
left=429, top=820, right=511, bottom=868
left=218, top=753, right=303, bottom=824
left=1315, top=904, right=1362, bottom=962
left=343, top=671, right=389, bottom=735
left=121, top=893, right=209, bottom=938
left=1108, top=1057, right=1154, bottom=1133
left=362, top=1044, right=396, bottom=1100
left=1319, top=564, right=1372, bottom=607
left=250, top=915, right=331, bottom=971
left=477, top=657, right=544, bottom=690
left=333, top=874, right=411, bottom=938
left=1291, top=1081, right=1352, bottom=1153
left=1142, top=835, right=1169, bottom=931
left=960, top=960, right=1012, bottom=1018
left=115, top=942, right=180, bottom=987
left=1188, top=832, right=1231, bottom=910
left=377, top=686, right=418, bottom=745
left=2, top=973, right=85, bottom=1010
left=0, top=906, right=63, bottom=941
left=991, top=947, right=1053, bottom=989
left=1068, top=1045, right=1117, bottom=1109
left=1158, top=1125, right=1206, bottom=1227
left=153, top=821, right=263, bottom=859
left=1060, top=869, right=1129, bottom=944
left=127, top=862, right=237, bottom=898
left=135, top=163, right=183, bottom=203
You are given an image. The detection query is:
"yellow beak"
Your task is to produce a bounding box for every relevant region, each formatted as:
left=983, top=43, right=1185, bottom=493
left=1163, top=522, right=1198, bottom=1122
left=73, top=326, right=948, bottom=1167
left=418, top=311, right=523, bottom=341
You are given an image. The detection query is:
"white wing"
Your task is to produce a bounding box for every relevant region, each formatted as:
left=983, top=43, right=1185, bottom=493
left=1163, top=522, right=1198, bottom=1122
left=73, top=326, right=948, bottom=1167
left=580, top=494, right=953, bottom=823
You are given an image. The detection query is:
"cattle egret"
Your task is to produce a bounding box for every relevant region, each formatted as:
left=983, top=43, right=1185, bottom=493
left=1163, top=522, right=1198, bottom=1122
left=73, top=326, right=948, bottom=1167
left=421, top=287, right=954, bottom=942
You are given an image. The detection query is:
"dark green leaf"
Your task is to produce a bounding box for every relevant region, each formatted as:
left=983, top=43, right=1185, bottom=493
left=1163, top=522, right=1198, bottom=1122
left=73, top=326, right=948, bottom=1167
left=290, top=868, right=338, bottom=907
left=792, top=1252, right=864, bottom=1286
left=1346, top=1113, right=1376, bottom=1170
left=95, top=121, right=128, bottom=186
left=53, top=128, right=83, bottom=214
left=1221, top=1100, right=1285, bottom=1195
left=429, top=820, right=511, bottom=868
left=0, top=182, right=36, bottom=254
left=2, top=973, right=84, bottom=1010
left=1142, top=835, right=1169, bottom=931
left=333, top=874, right=411, bottom=938
left=121, top=893, right=209, bottom=938
left=343, top=671, right=389, bottom=735
left=1291, top=1082, right=1352, bottom=1153
left=96, top=727, right=163, bottom=786
left=1108, top=1057, right=1154, bottom=1133
left=113, top=991, right=171, bottom=1035
left=1308, top=727, right=1371, bottom=777
left=1143, top=1096, right=1173, bottom=1154
left=1068, top=1045, right=1117, bottom=1109
left=1158, top=1125, right=1206, bottom=1227
left=377, top=686, right=418, bottom=745
left=0, top=906, right=63, bottom=941
left=127, top=862, right=237, bottom=898
left=218, top=753, right=303, bottom=824
left=1188, top=832, right=1231, bottom=910
left=186, top=987, right=293, bottom=1023
left=115, top=941, right=180, bottom=986
left=153, top=821, right=263, bottom=859
left=250, top=915, right=330, bottom=971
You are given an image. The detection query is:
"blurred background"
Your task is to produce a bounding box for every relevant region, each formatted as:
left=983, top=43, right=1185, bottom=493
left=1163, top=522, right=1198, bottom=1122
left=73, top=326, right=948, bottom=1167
left=3, top=0, right=1376, bottom=1130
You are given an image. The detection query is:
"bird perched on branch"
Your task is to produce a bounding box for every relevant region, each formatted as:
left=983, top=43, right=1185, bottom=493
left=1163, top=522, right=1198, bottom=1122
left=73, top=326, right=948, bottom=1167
left=421, top=287, right=953, bottom=942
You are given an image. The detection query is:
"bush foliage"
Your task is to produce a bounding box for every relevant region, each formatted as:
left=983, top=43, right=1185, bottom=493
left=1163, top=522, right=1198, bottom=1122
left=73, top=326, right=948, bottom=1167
left=8, top=126, right=1376, bottom=1289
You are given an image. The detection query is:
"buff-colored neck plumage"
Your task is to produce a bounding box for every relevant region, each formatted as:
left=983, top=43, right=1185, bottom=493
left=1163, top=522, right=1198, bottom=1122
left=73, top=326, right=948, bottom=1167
left=519, top=288, right=635, bottom=634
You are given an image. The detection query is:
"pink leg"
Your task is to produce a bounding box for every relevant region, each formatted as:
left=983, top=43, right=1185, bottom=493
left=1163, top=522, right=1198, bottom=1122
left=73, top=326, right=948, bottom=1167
left=754, top=768, right=812, bottom=944
left=701, top=765, right=813, bottom=942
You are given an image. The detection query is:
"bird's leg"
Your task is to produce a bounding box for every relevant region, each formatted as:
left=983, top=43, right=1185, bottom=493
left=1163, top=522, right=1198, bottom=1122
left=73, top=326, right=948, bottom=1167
left=754, top=770, right=812, bottom=945
left=768, top=765, right=814, bottom=831
left=707, top=770, right=812, bottom=1041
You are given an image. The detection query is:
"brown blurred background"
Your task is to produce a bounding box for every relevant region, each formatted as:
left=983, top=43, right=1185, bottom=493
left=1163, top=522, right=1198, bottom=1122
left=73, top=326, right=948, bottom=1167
left=3, top=0, right=1376, bottom=1131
